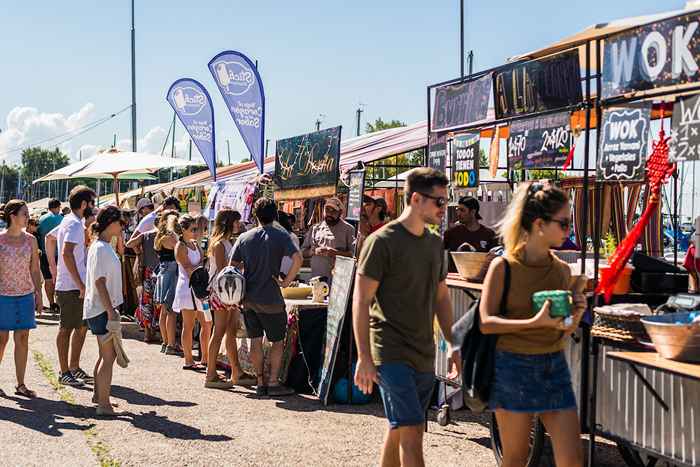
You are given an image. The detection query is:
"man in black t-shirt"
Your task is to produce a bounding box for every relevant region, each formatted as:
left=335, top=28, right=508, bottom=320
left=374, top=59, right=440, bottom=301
left=444, top=197, right=498, bottom=272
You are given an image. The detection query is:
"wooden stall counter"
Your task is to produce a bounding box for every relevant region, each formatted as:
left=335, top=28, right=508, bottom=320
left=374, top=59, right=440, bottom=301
left=607, top=351, right=700, bottom=381
left=446, top=273, right=483, bottom=292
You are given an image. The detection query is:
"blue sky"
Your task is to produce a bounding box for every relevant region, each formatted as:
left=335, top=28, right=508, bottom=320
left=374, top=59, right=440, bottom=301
left=0, top=0, right=688, bottom=167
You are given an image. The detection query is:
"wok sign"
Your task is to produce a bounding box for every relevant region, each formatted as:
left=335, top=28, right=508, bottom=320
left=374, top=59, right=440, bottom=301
left=602, top=12, right=700, bottom=99
left=597, top=104, right=651, bottom=181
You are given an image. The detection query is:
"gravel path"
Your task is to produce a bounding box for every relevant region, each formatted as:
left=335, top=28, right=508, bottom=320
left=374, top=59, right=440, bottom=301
left=0, top=317, right=626, bottom=466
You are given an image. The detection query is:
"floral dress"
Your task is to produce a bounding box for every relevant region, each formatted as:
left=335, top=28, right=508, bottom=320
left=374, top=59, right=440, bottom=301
left=135, top=231, right=160, bottom=331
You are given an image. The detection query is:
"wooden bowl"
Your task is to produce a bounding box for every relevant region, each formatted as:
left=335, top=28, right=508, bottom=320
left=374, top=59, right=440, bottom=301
left=450, top=252, right=490, bottom=281
left=281, top=286, right=312, bottom=300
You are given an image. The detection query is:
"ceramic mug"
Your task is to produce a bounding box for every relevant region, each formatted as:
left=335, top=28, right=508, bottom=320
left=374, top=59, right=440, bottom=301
left=309, top=277, right=330, bottom=303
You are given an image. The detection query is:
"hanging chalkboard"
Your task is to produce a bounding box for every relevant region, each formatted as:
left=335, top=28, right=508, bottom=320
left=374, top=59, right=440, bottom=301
left=598, top=104, right=651, bottom=181
left=452, top=133, right=480, bottom=188
left=318, top=256, right=356, bottom=405
left=507, top=111, right=572, bottom=169
left=346, top=170, right=365, bottom=221
left=494, top=50, right=582, bottom=119
left=671, top=94, right=700, bottom=162
left=428, top=133, right=447, bottom=171
left=431, top=73, right=492, bottom=131
left=275, top=126, right=342, bottom=191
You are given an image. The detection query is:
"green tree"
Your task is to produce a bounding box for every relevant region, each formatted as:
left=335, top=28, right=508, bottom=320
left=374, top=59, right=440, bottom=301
left=365, top=118, right=405, bottom=134
left=20, top=148, right=70, bottom=201
left=0, top=163, right=20, bottom=203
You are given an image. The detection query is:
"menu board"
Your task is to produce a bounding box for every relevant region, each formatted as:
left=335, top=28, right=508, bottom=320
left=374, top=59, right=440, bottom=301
left=671, top=94, right=700, bottom=162
left=317, top=256, right=356, bottom=405
left=275, top=126, right=342, bottom=190
left=598, top=104, right=651, bottom=181
left=507, top=111, right=572, bottom=169
left=427, top=132, right=447, bottom=171
left=452, top=133, right=480, bottom=188
left=346, top=170, right=365, bottom=221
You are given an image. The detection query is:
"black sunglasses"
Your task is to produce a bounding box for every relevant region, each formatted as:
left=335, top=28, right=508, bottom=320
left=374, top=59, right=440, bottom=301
left=417, top=192, right=448, bottom=208
left=547, top=217, right=571, bottom=231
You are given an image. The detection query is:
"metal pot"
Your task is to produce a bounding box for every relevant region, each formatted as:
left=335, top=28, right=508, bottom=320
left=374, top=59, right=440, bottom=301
left=640, top=312, right=700, bottom=363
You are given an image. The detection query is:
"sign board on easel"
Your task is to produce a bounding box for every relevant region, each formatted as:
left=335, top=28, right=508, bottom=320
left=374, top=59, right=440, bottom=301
left=317, top=256, right=356, bottom=405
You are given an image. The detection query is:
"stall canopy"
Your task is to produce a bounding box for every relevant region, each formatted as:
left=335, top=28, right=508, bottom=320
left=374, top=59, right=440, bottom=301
left=339, top=121, right=427, bottom=170
left=508, top=5, right=694, bottom=71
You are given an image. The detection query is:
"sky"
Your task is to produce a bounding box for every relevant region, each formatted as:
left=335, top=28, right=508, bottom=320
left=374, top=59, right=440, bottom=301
left=1, top=0, right=696, bottom=213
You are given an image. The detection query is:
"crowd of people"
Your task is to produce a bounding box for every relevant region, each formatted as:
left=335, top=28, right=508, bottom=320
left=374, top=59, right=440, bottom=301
left=0, top=169, right=589, bottom=466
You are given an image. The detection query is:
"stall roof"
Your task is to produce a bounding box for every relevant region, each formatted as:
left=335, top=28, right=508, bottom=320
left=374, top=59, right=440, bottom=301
left=339, top=121, right=427, bottom=169
left=508, top=6, right=693, bottom=71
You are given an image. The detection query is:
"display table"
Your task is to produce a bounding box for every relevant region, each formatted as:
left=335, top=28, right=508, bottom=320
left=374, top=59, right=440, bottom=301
left=282, top=298, right=328, bottom=393
left=588, top=342, right=700, bottom=467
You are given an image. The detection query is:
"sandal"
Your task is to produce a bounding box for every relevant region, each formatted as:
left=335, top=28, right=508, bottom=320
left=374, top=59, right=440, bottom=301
left=232, top=373, right=257, bottom=386
left=204, top=377, right=233, bottom=389
left=15, top=384, right=36, bottom=398
left=96, top=406, right=119, bottom=417
left=182, top=363, right=204, bottom=371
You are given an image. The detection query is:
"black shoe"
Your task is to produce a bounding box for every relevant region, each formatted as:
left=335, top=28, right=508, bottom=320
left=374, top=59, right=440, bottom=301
left=59, top=372, right=85, bottom=387
left=71, top=368, right=93, bottom=382
left=160, top=344, right=167, bottom=353
left=255, top=385, right=268, bottom=397
left=165, top=346, right=183, bottom=356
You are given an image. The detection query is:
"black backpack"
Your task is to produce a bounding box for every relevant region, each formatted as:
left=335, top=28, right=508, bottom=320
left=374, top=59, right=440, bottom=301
left=451, top=258, right=510, bottom=412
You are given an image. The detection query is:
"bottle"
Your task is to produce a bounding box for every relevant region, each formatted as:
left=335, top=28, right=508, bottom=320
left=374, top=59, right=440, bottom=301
left=202, top=300, right=213, bottom=322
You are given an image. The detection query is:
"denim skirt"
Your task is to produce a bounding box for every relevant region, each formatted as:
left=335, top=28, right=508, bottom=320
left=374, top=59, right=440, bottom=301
left=153, top=261, right=177, bottom=310
left=0, top=293, right=36, bottom=331
left=489, top=350, right=577, bottom=413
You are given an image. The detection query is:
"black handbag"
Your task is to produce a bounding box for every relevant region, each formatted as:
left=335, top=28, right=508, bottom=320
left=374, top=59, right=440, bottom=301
left=451, top=257, right=510, bottom=412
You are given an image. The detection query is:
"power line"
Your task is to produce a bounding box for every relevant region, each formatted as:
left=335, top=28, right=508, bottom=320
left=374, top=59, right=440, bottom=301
left=0, top=104, right=132, bottom=158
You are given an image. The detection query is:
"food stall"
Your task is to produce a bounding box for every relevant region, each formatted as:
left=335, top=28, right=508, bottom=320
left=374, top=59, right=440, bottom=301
left=428, top=5, right=700, bottom=466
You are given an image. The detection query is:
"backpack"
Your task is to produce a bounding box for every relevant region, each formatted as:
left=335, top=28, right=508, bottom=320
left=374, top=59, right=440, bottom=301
left=451, top=258, right=510, bottom=412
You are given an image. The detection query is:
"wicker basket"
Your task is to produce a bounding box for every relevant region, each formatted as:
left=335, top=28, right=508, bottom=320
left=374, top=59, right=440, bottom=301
left=451, top=252, right=490, bottom=281
left=592, top=304, right=653, bottom=342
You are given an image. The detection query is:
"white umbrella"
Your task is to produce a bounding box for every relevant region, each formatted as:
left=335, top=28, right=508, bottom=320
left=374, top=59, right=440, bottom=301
left=33, top=155, right=155, bottom=183
left=36, top=148, right=202, bottom=205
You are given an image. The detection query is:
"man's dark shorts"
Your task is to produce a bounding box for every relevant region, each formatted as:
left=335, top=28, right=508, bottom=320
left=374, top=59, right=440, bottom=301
left=55, top=290, right=86, bottom=330
left=377, top=362, right=435, bottom=429
left=40, top=252, right=53, bottom=280
left=242, top=302, right=287, bottom=342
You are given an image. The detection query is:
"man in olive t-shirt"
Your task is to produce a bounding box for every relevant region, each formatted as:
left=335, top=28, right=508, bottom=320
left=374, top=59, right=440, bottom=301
left=353, top=168, right=458, bottom=466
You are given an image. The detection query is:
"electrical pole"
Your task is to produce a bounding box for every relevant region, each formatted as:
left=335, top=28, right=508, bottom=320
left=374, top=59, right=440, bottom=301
left=356, top=105, right=364, bottom=137
left=265, top=139, right=270, bottom=157
left=226, top=139, right=231, bottom=166
left=468, top=50, right=474, bottom=76
left=460, top=0, right=465, bottom=79
left=130, top=0, right=137, bottom=152
left=113, top=133, right=117, bottom=148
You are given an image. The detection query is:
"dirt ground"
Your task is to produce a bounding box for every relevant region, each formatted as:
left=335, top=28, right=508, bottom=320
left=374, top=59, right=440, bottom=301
left=0, top=315, right=627, bottom=466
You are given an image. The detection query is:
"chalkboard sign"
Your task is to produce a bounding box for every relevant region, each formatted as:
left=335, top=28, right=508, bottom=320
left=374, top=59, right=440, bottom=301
left=671, top=94, right=700, bottom=162
left=452, top=133, right=480, bottom=188
left=275, top=126, right=342, bottom=190
left=432, top=73, right=492, bottom=131
left=346, top=170, right=365, bottom=221
left=494, top=50, right=582, bottom=119
left=598, top=104, right=650, bottom=181
left=507, top=111, right=572, bottom=169
left=428, top=133, right=447, bottom=171
left=318, top=256, right=356, bottom=405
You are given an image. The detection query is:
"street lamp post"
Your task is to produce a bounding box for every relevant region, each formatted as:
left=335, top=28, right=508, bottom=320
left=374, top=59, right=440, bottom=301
left=131, top=0, right=137, bottom=152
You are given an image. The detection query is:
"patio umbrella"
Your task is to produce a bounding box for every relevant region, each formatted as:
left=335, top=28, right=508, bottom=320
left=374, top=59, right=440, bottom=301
left=36, top=148, right=202, bottom=205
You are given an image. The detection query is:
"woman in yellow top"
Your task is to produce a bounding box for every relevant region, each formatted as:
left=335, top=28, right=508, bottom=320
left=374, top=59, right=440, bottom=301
left=480, top=182, right=586, bottom=467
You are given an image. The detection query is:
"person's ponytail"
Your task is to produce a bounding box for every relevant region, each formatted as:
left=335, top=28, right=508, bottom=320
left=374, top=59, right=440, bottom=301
left=498, top=181, right=569, bottom=258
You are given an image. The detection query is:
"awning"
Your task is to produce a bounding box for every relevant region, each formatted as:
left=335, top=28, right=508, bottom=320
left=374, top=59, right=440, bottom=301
left=508, top=6, right=693, bottom=71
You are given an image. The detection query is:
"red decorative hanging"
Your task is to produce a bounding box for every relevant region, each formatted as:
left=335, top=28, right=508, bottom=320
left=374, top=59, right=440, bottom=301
left=562, top=142, right=575, bottom=171
left=596, top=127, right=676, bottom=302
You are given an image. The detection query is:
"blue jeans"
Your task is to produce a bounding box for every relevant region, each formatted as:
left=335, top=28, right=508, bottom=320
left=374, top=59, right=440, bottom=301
left=377, top=362, right=435, bottom=428
left=87, top=312, right=108, bottom=336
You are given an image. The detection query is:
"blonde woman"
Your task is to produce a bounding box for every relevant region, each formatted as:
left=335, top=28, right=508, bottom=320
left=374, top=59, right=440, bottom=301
left=204, top=209, right=255, bottom=389
left=480, top=182, right=586, bottom=467
left=153, top=210, right=180, bottom=355
left=172, top=215, right=212, bottom=370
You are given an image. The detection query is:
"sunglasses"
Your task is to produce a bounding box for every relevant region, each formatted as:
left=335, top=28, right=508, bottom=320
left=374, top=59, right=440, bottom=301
left=547, top=217, right=571, bottom=231
left=417, top=192, right=448, bottom=208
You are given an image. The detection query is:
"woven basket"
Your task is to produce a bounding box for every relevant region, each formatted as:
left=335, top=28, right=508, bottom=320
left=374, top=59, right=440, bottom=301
left=592, top=306, right=651, bottom=342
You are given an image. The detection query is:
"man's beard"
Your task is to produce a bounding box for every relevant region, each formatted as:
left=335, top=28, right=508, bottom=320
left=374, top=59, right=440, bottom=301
left=325, top=216, right=340, bottom=226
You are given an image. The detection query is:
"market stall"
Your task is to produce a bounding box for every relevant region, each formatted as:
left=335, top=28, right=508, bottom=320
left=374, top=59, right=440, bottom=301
left=427, top=4, right=700, bottom=467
